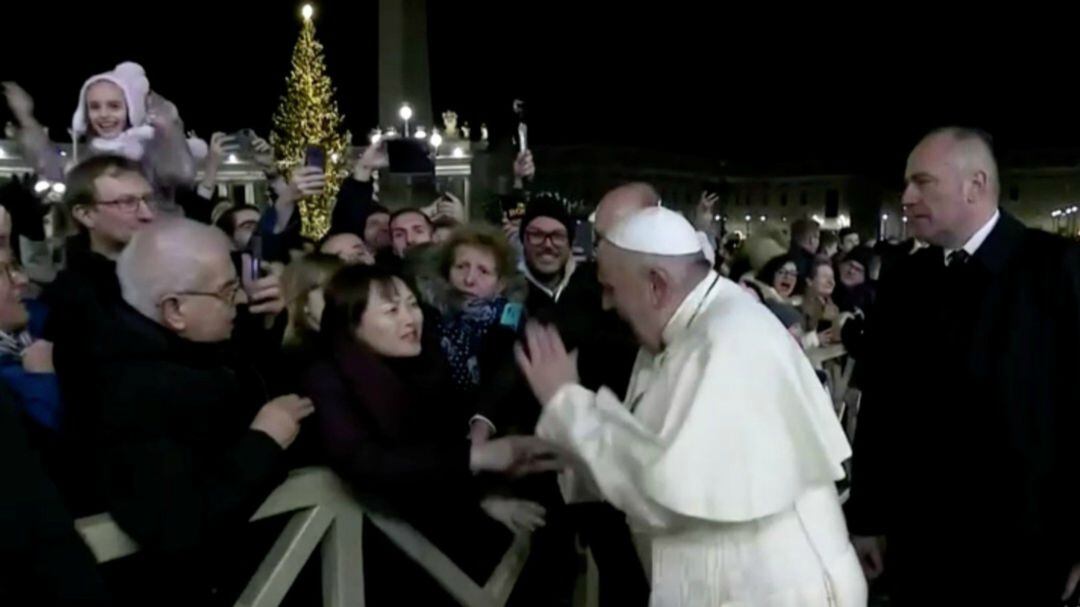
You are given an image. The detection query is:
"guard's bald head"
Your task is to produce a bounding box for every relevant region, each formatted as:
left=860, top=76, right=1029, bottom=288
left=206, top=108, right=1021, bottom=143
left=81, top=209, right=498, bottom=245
left=117, top=218, right=233, bottom=321
left=903, top=127, right=1001, bottom=248
left=919, top=127, right=1000, bottom=203
left=594, top=182, right=661, bottom=239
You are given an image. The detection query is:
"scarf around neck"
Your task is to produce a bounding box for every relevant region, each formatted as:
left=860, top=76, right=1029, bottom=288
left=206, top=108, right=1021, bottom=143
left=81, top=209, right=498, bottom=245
left=438, top=296, right=522, bottom=388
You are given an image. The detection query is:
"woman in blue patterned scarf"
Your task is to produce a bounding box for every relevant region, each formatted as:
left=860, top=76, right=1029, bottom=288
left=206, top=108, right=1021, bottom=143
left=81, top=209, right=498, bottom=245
left=434, top=224, right=525, bottom=395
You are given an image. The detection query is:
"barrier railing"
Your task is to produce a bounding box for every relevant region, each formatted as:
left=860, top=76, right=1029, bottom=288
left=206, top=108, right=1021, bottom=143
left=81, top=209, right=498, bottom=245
left=74, top=467, right=536, bottom=607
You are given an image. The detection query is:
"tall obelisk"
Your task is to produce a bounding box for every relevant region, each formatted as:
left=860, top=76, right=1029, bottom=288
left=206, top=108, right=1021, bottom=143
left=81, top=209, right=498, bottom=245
left=378, top=0, right=433, bottom=130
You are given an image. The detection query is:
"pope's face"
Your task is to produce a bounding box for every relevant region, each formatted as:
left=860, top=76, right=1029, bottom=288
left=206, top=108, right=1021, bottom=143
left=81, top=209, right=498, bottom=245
left=597, top=245, right=664, bottom=353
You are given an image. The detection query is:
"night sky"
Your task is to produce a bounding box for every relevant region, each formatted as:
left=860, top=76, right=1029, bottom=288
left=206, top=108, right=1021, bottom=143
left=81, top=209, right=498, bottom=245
left=4, top=2, right=1078, bottom=182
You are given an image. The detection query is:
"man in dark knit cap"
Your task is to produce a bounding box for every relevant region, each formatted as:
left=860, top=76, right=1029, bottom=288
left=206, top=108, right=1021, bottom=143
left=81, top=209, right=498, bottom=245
left=478, top=192, right=649, bottom=607
left=519, top=195, right=577, bottom=305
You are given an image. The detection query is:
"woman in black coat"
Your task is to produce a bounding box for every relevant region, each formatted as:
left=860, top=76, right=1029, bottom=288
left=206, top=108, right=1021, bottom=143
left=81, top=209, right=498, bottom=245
left=303, top=264, right=571, bottom=605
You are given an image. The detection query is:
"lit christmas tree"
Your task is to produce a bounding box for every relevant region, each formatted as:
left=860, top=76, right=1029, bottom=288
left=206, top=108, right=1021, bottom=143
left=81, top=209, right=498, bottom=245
left=271, top=3, right=350, bottom=239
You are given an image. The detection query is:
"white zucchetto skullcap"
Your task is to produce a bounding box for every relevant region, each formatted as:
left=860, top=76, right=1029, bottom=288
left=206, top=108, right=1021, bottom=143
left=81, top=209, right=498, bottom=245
left=607, top=206, right=710, bottom=260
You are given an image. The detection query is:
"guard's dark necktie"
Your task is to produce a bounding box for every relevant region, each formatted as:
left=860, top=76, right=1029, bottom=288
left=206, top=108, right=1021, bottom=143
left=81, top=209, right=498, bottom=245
left=943, top=249, right=972, bottom=299
left=947, top=249, right=971, bottom=268
left=943, top=249, right=973, bottom=307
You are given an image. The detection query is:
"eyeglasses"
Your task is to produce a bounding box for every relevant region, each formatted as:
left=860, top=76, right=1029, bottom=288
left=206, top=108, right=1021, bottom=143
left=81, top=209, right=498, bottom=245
left=96, top=194, right=153, bottom=214
left=776, top=269, right=799, bottom=278
left=169, top=281, right=242, bottom=305
left=524, top=229, right=569, bottom=247
left=0, top=261, right=25, bottom=283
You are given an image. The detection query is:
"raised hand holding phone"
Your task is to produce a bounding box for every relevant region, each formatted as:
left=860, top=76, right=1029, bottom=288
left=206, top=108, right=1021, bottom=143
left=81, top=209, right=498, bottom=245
left=242, top=257, right=286, bottom=318
left=288, top=166, right=326, bottom=199
left=433, top=192, right=465, bottom=223
left=208, top=132, right=239, bottom=168
left=241, top=234, right=285, bottom=318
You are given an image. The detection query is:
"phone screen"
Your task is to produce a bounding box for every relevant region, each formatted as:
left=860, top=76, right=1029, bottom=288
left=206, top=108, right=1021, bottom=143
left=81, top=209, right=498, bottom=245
left=232, top=129, right=253, bottom=153
left=242, top=235, right=263, bottom=296
left=304, top=146, right=325, bottom=170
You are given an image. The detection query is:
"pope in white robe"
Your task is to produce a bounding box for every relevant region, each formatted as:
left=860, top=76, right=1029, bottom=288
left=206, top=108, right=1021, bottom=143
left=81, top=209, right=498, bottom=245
left=515, top=207, right=867, bottom=606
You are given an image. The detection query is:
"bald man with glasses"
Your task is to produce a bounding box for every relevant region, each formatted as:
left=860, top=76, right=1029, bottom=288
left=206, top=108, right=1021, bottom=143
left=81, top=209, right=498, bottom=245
left=89, top=218, right=311, bottom=604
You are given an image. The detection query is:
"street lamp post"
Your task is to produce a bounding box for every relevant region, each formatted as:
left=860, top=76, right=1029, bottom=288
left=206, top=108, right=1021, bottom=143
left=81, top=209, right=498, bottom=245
left=399, top=103, right=413, bottom=138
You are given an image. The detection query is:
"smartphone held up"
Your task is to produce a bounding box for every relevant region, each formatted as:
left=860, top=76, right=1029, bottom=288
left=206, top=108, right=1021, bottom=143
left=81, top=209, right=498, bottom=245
left=241, top=234, right=265, bottom=300
left=304, top=146, right=325, bottom=171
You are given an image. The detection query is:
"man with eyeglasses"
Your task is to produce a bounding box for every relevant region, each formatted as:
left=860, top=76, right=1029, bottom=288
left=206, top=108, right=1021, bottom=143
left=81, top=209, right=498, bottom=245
left=507, top=193, right=650, bottom=606
left=519, top=196, right=577, bottom=307
left=44, top=155, right=156, bottom=340
left=39, top=155, right=158, bottom=511
left=42, top=155, right=291, bottom=515
left=95, top=218, right=312, bottom=604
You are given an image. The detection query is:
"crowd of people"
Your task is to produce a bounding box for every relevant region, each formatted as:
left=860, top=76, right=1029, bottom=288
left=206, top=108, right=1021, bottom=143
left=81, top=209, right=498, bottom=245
left=1, top=62, right=1079, bottom=607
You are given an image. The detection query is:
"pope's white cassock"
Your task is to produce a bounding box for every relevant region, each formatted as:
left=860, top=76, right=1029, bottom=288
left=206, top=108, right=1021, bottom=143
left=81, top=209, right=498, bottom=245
left=536, top=208, right=867, bottom=606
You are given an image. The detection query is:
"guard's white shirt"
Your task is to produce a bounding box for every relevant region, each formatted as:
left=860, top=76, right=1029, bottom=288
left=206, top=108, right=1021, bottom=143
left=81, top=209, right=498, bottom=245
left=944, top=209, right=1000, bottom=263
left=538, top=271, right=867, bottom=606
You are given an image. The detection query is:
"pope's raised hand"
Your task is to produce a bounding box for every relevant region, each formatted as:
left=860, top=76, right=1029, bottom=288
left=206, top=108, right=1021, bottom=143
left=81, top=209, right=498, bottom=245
left=514, top=320, right=579, bottom=406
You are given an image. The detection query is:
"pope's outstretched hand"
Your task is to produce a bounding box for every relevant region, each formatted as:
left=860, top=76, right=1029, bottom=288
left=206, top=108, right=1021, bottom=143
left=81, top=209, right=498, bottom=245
left=514, top=320, right=579, bottom=406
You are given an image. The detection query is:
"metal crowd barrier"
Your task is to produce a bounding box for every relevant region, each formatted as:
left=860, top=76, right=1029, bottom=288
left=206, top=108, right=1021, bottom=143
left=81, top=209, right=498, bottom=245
left=73, top=467, right=541, bottom=607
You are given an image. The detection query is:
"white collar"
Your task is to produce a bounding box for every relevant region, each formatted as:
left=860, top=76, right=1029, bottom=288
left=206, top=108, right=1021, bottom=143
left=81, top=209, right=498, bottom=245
left=661, top=270, right=721, bottom=348
left=945, top=209, right=1000, bottom=262
left=520, top=257, right=577, bottom=302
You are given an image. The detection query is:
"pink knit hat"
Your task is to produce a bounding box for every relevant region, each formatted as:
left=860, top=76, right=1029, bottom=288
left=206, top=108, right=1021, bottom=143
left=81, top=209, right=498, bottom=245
left=71, top=62, right=150, bottom=138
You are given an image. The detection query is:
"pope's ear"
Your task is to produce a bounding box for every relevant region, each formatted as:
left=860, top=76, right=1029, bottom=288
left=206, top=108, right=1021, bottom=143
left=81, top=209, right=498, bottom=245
left=646, top=267, right=671, bottom=307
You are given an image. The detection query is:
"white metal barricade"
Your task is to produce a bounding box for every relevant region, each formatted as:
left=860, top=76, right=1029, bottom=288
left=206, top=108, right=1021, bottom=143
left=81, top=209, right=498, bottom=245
left=74, top=467, right=539, bottom=607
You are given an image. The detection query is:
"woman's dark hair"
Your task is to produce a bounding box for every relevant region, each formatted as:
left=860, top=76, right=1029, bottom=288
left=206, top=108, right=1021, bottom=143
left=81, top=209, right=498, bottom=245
left=283, top=252, right=344, bottom=347
left=320, top=263, right=416, bottom=341
left=758, top=254, right=802, bottom=293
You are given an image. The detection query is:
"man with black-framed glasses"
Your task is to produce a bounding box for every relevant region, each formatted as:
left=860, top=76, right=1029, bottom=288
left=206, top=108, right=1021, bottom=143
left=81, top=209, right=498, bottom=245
left=519, top=196, right=576, bottom=304
left=498, top=193, right=649, bottom=606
